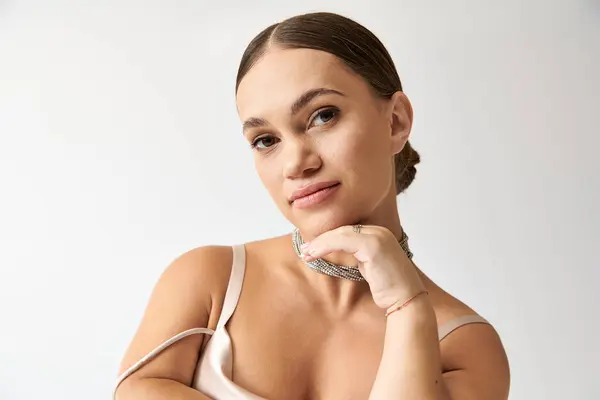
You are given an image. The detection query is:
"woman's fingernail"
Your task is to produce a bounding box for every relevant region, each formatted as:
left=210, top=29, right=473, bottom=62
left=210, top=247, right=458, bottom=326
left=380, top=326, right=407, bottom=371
left=301, top=242, right=310, bottom=249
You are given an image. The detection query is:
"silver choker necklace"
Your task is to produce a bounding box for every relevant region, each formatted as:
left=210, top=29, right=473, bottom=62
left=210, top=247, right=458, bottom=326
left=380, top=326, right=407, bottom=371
left=292, top=227, right=413, bottom=281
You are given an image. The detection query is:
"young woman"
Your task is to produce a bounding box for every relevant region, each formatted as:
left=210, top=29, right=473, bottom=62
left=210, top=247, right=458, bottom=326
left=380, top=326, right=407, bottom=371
left=115, top=12, right=510, bottom=400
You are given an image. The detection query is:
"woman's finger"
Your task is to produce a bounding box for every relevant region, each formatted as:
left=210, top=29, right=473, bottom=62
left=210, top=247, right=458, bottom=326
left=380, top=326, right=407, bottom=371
left=301, top=225, right=382, bottom=263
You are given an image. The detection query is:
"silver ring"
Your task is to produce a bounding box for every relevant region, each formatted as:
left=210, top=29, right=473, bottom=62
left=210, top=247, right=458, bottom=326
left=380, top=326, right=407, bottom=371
left=352, top=224, right=362, bottom=234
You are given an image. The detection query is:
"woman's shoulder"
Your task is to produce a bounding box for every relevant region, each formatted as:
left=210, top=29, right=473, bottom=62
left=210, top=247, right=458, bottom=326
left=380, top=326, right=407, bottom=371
left=153, top=246, right=238, bottom=316
left=151, top=245, right=241, bottom=332
left=165, top=245, right=234, bottom=289
left=430, top=288, right=480, bottom=325
left=164, top=236, right=289, bottom=297
left=418, top=273, right=483, bottom=327
left=429, top=286, right=509, bottom=392
left=116, top=245, right=237, bottom=388
left=428, top=286, right=496, bottom=342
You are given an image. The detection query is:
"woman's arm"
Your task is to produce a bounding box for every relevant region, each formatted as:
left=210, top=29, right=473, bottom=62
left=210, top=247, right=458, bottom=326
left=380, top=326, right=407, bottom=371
left=368, top=296, right=442, bottom=399
left=369, top=297, right=510, bottom=400
left=116, top=377, right=211, bottom=400
left=114, top=246, right=233, bottom=400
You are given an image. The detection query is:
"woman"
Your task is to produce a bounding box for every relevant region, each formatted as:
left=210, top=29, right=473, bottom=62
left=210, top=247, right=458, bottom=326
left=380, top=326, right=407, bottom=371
left=114, top=12, right=510, bottom=400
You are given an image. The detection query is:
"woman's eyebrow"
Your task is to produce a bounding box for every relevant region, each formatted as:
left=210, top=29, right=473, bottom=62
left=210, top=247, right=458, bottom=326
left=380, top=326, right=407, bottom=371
left=242, top=87, right=345, bottom=134
left=289, top=87, right=345, bottom=115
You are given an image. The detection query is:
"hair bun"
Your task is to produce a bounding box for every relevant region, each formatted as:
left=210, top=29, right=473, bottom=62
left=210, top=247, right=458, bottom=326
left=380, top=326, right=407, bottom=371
left=394, top=141, right=420, bottom=195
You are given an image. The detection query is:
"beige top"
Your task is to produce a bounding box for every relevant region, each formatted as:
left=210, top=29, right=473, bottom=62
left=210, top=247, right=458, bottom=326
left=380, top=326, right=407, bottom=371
left=114, top=244, right=489, bottom=399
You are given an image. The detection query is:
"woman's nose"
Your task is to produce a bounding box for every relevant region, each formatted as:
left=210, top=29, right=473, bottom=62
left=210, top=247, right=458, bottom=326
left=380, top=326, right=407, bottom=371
left=282, top=137, right=322, bottom=179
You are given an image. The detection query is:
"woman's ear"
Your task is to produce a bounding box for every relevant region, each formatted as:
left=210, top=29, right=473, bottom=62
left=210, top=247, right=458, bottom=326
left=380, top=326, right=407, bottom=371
left=388, top=91, right=413, bottom=155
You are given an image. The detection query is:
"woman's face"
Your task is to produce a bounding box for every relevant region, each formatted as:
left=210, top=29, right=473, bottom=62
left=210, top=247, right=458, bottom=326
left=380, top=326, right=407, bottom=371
left=236, top=48, right=412, bottom=237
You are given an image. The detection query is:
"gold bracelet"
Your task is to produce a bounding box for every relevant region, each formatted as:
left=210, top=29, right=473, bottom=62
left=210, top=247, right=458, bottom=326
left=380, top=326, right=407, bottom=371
left=385, top=290, right=429, bottom=317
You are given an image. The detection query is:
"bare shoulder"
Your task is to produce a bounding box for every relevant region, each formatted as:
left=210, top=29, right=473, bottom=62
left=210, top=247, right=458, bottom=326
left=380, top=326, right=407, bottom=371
left=117, top=245, right=234, bottom=388
left=430, top=288, right=510, bottom=399
left=163, top=245, right=234, bottom=303
left=143, top=245, right=235, bottom=327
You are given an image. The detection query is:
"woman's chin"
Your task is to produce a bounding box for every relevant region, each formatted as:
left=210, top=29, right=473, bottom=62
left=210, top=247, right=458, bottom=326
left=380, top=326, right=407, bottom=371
left=291, top=210, right=360, bottom=238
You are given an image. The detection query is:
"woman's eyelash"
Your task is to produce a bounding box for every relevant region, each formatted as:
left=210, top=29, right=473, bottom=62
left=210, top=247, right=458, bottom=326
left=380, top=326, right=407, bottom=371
left=250, top=136, right=278, bottom=149
left=248, top=107, right=340, bottom=151
left=309, top=107, right=339, bottom=127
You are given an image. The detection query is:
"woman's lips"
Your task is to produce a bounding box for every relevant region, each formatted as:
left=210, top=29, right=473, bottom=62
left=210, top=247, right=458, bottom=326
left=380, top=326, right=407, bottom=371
left=290, top=183, right=341, bottom=209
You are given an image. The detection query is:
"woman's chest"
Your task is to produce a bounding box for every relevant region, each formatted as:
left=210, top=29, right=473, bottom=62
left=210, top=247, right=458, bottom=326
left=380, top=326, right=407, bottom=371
left=227, top=306, right=386, bottom=400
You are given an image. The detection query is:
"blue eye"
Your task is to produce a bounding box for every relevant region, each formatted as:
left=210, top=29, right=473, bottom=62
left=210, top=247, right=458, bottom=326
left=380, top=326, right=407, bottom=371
left=311, top=108, right=339, bottom=127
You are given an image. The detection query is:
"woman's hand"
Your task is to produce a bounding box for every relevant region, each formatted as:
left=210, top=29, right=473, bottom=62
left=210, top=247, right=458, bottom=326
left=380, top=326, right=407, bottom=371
left=300, top=225, right=426, bottom=310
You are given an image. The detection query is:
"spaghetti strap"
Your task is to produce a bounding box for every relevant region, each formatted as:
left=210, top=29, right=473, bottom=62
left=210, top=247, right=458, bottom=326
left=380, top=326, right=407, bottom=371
left=216, top=244, right=247, bottom=330
left=113, top=245, right=247, bottom=398
left=113, top=327, right=215, bottom=398
left=438, top=314, right=489, bottom=341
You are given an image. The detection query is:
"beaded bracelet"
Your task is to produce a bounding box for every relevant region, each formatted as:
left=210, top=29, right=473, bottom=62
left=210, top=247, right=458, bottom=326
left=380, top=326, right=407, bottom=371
left=385, top=290, right=429, bottom=317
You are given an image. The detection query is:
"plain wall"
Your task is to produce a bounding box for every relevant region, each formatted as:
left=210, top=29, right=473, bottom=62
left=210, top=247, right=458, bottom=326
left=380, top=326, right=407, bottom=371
left=0, top=1, right=598, bottom=399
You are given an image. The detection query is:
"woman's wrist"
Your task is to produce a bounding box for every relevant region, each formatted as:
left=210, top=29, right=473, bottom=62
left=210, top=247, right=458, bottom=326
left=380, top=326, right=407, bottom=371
left=385, top=292, right=436, bottom=326
left=385, top=290, right=429, bottom=317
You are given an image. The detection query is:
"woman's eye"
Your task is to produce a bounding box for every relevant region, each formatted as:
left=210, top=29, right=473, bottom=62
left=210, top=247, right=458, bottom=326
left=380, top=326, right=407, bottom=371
left=311, top=108, right=338, bottom=127
left=252, top=136, right=278, bottom=150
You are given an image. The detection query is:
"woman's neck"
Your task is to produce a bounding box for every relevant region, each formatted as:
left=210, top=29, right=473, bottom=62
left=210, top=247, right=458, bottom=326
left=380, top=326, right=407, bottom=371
left=319, top=189, right=405, bottom=268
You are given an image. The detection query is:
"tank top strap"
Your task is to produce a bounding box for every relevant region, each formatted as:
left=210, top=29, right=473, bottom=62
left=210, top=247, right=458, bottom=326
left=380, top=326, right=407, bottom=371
left=438, top=314, right=489, bottom=341
left=216, top=244, right=247, bottom=330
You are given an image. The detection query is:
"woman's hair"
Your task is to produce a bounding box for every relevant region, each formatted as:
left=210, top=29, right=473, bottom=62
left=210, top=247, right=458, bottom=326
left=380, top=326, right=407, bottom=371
left=236, top=12, right=420, bottom=195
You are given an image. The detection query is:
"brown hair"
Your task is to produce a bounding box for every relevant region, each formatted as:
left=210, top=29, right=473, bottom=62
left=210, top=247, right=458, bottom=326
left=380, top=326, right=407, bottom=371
left=236, top=12, right=420, bottom=195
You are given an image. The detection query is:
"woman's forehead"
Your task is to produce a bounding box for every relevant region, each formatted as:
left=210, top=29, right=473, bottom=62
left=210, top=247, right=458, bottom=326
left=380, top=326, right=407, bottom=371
left=236, top=48, right=369, bottom=120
